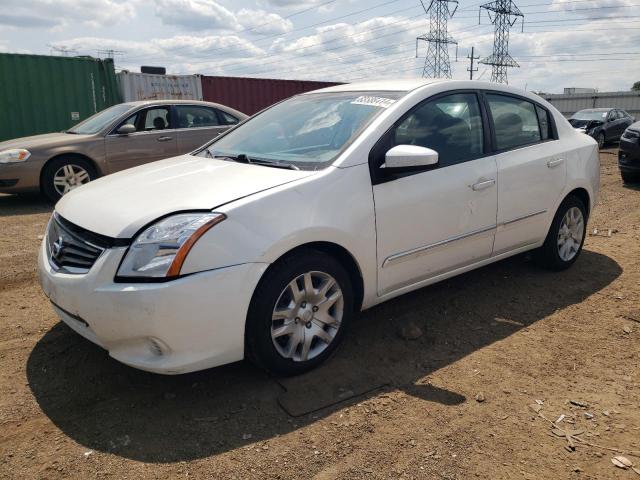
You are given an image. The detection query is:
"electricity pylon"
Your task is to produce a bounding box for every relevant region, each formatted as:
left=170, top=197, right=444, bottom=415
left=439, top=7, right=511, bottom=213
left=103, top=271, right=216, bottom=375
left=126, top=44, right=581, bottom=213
left=416, top=0, right=458, bottom=79
left=479, top=0, right=524, bottom=84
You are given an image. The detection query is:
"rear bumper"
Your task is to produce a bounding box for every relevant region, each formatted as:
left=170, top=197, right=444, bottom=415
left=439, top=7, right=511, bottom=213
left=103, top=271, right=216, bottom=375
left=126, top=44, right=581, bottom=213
left=38, top=239, right=269, bottom=374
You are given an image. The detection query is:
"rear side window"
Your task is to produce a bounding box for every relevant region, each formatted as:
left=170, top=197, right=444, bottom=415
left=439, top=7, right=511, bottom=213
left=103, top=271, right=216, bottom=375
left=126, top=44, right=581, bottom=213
left=219, top=111, right=239, bottom=125
left=392, top=92, right=484, bottom=167
left=536, top=105, right=551, bottom=141
left=487, top=94, right=541, bottom=150
left=176, top=105, right=221, bottom=128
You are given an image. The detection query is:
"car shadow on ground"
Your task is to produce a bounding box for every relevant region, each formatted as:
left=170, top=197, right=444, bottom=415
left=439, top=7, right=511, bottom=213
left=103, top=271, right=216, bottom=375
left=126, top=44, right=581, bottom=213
left=27, top=250, right=621, bottom=462
left=0, top=193, right=52, bottom=216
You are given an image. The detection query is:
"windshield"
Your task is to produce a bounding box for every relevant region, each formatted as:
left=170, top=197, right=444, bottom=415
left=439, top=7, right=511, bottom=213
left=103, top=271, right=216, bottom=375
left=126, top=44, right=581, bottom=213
left=67, top=104, right=133, bottom=134
left=571, top=110, right=608, bottom=121
left=202, top=91, right=403, bottom=168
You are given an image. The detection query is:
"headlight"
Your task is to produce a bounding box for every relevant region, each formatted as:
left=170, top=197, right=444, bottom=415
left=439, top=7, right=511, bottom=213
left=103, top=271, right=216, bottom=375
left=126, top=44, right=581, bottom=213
left=117, top=212, right=226, bottom=279
left=0, top=149, right=30, bottom=163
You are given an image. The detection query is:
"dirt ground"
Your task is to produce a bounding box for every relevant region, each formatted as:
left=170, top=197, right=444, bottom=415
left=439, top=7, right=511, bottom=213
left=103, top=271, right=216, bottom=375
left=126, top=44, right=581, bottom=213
left=0, top=149, right=638, bottom=479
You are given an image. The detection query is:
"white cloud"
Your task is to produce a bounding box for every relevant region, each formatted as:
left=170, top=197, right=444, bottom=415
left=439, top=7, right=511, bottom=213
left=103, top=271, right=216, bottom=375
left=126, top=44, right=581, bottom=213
left=0, top=0, right=135, bottom=29
left=237, top=9, right=293, bottom=35
left=155, top=0, right=239, bottom=31
left=550, top=0, right=636, bottom=19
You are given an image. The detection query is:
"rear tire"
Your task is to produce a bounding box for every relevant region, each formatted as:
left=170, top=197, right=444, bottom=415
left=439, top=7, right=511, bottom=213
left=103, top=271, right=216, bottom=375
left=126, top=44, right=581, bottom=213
left=535, top=195, right=587, bottom=271
left=621, top=170, right=640, bottom=184
left=245, top=249, right=354, bottom=376
left=41, top=156, right=97, bottom=203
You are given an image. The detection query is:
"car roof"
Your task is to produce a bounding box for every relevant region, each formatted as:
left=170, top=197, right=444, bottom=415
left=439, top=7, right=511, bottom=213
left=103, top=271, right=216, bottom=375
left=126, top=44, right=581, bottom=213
left=305, top=78, right=449, bottom=93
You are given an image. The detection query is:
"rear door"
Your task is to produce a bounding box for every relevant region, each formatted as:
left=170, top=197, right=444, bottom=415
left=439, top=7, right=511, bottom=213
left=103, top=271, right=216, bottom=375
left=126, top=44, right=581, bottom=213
left=486, top=92, right=567, bottom=255
left=174, top=105, right=231, bottom=152
left=105, top=105, right=178, bottom=172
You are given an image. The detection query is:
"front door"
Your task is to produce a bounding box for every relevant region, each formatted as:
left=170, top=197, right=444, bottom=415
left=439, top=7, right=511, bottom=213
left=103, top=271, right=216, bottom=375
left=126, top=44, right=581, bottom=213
left=372, top=92, right=498, bottom=296
left=105, top=105, right=178, bottom=173
left=485, top=93, right=567, bottom=254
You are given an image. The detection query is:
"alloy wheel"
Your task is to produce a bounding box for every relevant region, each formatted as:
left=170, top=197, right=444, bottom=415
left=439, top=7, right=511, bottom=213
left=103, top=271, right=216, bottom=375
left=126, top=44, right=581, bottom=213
left=53, top=164, right=91, bottom=196
left=270, top=271, right=343, bottom=362
left=557, top=206, right=584, bottom=262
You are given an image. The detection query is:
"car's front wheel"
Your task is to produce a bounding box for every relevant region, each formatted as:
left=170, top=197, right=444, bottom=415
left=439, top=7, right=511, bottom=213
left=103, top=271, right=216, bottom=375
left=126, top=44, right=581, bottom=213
left=41, top=156, right=96, bottom=203
left=597, top=132, right=605, bottom=149
left=535, top=195, right=587, bottom=270
left=245, top=249, right=354, bottom=376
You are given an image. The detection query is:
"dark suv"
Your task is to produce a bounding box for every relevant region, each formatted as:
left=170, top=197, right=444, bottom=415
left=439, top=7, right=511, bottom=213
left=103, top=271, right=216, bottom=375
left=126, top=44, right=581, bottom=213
left=569, top=108, right=635, bottom=149
left=619, top=121, right=640, bottom=183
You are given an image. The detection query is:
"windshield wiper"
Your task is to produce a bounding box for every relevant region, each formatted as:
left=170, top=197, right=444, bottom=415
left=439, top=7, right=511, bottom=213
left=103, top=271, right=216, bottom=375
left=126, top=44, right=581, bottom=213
left=212, top=152, right=300, bottom=170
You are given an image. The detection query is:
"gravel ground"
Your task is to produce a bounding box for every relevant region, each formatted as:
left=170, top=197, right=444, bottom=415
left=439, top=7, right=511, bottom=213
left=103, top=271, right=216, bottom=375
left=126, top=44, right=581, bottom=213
left=0, top=149, right=638, bottom=479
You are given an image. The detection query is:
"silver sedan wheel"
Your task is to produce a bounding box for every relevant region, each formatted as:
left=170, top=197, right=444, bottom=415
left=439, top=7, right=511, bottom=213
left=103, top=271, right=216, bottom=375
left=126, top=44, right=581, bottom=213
left=53, top=164, right=91, bottom=196
left=557, top=206, right=584, bottom=262
left=271, top=271, right=344, bottom=362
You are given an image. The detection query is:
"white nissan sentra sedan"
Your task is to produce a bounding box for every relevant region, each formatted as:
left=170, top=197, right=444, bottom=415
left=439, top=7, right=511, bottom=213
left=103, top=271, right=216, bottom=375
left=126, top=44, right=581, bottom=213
left=38, top=79, right=599, bottom=375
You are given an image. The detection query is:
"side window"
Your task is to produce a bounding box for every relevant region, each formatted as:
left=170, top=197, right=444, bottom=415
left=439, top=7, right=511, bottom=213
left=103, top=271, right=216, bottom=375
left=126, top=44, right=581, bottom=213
left=487, top=94, right=541, bottom=150
left=143, top=107, right=171, bottom=131
left=175, top=106, right=221, bottom=129
left=219, top=111, right=239, bottom=125
left=392, top=93, right=484, bottom=167
left=535, top=105, right=551, bottom=141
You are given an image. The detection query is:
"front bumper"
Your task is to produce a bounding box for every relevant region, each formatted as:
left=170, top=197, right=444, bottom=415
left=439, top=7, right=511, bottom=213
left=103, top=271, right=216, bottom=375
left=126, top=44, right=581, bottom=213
left=38, top=239, right=268, bottom=374
left=619, top=137, right=640, bottom=173
left=0, top=158, right=44, bottom=194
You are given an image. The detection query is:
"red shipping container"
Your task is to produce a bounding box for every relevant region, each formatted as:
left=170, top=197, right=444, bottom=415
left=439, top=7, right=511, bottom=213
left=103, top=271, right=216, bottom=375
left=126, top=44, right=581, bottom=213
left=201, top=76, right=342, bottom=116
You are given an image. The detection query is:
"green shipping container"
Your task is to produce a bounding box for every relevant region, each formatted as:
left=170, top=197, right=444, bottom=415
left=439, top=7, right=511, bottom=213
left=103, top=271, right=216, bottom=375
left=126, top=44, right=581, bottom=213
left=0, top=53, right=121, bottom=141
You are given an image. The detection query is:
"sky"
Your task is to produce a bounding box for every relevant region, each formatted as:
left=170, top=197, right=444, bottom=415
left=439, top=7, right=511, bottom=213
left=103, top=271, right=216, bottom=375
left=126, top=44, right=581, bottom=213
left=0, top=0, right=639, bottom=93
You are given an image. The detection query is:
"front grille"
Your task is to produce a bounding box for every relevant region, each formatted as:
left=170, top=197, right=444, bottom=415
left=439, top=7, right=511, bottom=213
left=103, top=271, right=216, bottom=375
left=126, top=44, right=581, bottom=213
left=46, top=214, right=107, bottom=274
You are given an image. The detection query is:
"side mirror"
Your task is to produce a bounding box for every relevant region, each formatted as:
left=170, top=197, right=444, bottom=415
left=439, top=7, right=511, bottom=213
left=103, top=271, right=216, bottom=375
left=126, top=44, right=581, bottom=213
left=117, top=124, right=136, bottom=135
left=383, top=145, right=439, bottom=170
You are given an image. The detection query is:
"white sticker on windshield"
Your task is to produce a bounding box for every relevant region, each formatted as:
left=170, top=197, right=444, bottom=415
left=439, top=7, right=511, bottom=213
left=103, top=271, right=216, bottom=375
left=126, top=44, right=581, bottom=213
left=351, top=96, right=396, bottom=108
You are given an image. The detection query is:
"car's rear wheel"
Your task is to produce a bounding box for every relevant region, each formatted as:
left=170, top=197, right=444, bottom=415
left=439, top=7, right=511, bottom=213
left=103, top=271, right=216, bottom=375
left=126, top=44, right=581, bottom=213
left=535, top=195, right=587, bottom=271
left=245, top=249, right=353, bottom=376
left=42, top=156, right=96, bottom=203
left=597, top=132, right=605, bottom=149
left=621, top=170, right=640, bottom=184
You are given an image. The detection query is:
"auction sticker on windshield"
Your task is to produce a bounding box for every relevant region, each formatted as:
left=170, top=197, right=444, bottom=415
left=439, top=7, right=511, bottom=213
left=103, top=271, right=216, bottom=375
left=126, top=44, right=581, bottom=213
left=351, top=96, right=396, bottom=108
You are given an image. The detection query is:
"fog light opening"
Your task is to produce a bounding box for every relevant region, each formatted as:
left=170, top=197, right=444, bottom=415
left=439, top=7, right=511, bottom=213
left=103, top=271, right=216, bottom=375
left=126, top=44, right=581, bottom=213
left=148, top=337, right=167, bottom=357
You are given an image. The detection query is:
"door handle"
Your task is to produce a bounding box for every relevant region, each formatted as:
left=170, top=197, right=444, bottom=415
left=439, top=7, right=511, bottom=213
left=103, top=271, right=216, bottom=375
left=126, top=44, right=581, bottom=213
left=547, top=158, right=564, bottom=168
left=157, top=136, right=173, bottom=142
left=471, top=179, right=495, bottom=191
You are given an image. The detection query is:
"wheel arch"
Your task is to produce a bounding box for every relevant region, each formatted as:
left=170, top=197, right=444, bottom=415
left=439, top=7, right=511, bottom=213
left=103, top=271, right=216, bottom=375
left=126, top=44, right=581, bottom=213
left=566, top=187, right=591, bottom=217
left=256, top=241, right=365, bottom=313
left=39, top=152, right=102, bottom=192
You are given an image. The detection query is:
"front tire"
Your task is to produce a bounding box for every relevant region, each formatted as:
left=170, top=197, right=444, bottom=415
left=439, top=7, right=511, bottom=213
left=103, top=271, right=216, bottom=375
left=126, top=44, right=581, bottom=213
left=245, top=249, right=354, bottom=376
left=535, top=195, right=587, bottom=271
left=41, top=156, right=96, bottom=203
left=597, top=132, right=605, bottom=149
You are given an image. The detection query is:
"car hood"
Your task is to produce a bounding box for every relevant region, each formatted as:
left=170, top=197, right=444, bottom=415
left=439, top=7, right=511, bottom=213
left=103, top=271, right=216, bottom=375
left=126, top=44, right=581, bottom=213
left=56, top=154, right=315, bottom=238
left=568, top=118, right=603, bottom=130
left=0, top=132, right=87, bottom=151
